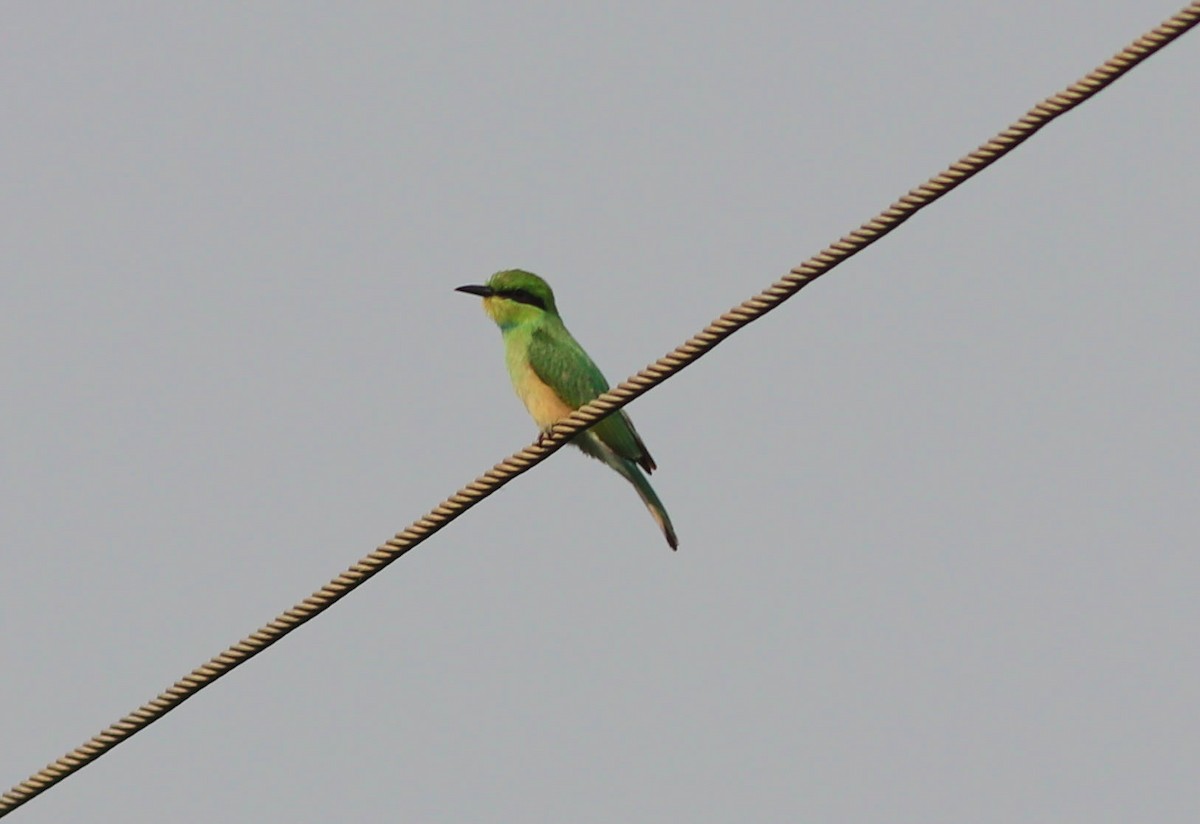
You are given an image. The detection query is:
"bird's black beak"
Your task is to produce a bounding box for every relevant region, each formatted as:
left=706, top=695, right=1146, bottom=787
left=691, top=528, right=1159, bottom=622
left=455, top=284, right=493, bottom=297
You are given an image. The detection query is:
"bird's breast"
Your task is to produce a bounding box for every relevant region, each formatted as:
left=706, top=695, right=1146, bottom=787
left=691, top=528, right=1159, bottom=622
left=510, top=361, right=574, bottom=430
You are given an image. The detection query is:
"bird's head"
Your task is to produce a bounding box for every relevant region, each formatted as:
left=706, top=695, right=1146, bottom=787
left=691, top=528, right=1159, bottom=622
left=456, top=269, right=559, bottom=328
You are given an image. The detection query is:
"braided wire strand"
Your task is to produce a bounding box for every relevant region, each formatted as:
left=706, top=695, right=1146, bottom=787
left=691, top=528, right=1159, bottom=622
left=4, top=2, right=1198, bottom=816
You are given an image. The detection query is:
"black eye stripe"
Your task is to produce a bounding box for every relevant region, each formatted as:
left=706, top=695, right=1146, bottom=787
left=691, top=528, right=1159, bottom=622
left=497, top=288, right=546, bottom=310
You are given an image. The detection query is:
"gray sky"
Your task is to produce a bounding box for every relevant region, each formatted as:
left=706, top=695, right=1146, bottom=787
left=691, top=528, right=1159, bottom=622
left=3, top=2, right=1198, bottom=822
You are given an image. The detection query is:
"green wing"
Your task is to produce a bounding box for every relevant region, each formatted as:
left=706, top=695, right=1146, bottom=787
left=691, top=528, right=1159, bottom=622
left=528, top=323, right=657, bottom=473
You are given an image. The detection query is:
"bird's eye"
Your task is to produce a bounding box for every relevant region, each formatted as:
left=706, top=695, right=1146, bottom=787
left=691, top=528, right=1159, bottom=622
left=500, top=289, right=546, bottom=310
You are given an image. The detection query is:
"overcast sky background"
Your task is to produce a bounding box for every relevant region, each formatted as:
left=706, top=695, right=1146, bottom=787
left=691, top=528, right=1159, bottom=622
left=3, top=2, right=1198, bottom=822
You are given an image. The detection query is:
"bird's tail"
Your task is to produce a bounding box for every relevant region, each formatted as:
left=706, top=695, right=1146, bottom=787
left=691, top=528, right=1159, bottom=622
left=604, top=451, right=679, bottom=551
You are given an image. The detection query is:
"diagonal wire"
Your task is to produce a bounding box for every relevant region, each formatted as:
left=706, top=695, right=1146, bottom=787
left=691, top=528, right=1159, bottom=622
left=3, top=2, right=1198, bottom=817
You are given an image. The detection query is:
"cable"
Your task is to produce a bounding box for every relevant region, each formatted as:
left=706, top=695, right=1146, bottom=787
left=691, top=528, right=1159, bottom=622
left=3, top=2, right=1197, bottom=816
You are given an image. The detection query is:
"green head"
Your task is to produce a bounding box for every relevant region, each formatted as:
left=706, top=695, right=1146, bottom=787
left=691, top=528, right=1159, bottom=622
left=456, top=269, right=559, bottom=328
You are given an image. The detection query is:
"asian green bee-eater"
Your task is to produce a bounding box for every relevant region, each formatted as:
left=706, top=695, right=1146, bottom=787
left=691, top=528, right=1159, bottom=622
left=456, top=269, right=678, bottom=550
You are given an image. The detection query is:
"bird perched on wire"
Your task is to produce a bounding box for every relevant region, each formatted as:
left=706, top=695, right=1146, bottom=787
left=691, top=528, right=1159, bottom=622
left=456, top=269, right=678, bottom=550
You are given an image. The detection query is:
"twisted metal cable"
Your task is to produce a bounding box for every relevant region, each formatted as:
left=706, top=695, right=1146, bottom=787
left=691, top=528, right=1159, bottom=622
left=4, top=2, right=1198, bottom=816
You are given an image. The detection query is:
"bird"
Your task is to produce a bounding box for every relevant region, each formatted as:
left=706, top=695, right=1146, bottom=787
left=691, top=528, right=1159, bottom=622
left=456, top=269, right=678, bottom=550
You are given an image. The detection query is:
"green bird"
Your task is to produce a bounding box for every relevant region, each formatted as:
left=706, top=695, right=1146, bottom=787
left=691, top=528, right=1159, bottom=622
left=456, top=269, right=679, bottom=550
